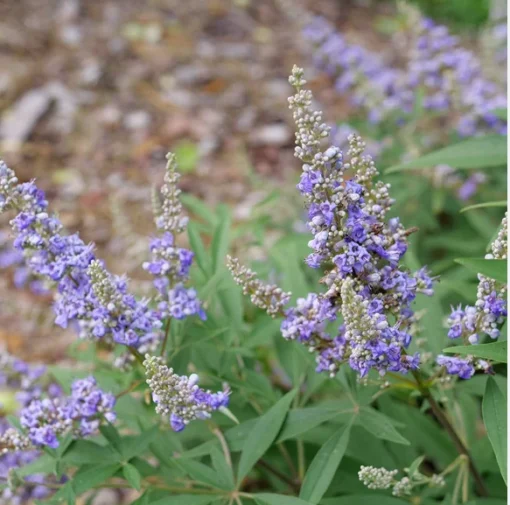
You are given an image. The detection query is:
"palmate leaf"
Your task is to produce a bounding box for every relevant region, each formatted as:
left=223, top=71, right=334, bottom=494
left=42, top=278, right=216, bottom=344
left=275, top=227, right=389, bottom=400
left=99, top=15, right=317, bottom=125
left=455, top=258, right=507, bottom=283
left=386, top=135, right=507, bottom=173
left=237, top=389, right=297, bottom=483
left=443, top=341, right=507, bottom=363
left=299, top=420, right=353, bottom=504
left=482, top=378, right=507, bottom=484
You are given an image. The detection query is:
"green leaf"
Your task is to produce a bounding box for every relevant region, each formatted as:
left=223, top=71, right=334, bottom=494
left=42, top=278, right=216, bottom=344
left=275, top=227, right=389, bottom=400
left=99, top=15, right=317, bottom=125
left=174, top=458, right=226, bottom=489
left=47, top=366, right=88, bottom=394
left=299, top=420, right=353, bottom=503
left=99, top=424, right=123, bottom=454
left=482, top=377, right=507, bottom=484
left=63, top=483, right=76, bottom=505
left=358, top=407, right=410, bottom=445
left=443, top=341, right=507, bottom=363
left=321, top=495, right=408, bottom=505
left=237, top=389, right=298, bottom=483
left=151, top=496, right=217, bottom=505
left=121, top=426, right=159, bottom=460
left=16, top=454, right=55, bottom=478
left=254, top=493, right=312, bottom=505
left=123, top=463, right=142, bottom=491
left=406, top=455, right=425, bottom=477
left=61, top=440, right=118, bottom=465
left=460, top=201, right=507, bottom=213
left=211, top=206, right=231, bottom=272
left=70, top=464, right=121, bottom=495
left=386, top=135, right=507, bottom=173
left=455, top=258, right=507, bottom=283
left=210, top=446, right=235, bottom=490
left=130, top=492, right=150, bottom=505
left=181, top=194, right=218, bottom=227
left=277, top=403, right=354, bottom=443
left=188, top=222, right=211, bottom=275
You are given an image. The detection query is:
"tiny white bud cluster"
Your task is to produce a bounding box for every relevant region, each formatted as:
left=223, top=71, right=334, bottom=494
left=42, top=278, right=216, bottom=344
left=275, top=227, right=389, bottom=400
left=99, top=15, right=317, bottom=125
left=0, top=161, right=20, bottom=213
left=489, top=213, right=507, bottom=260
left=143, top=354, right=229, bottom=432
left=154, top=153, right=189, bottom=234
left=0, top=428, right=32, bottom=454
left=392, top=476, right=412, bottom=496
left=227, top=255, right=291, bottom=317
left=358, top=465, right=397, bottom=490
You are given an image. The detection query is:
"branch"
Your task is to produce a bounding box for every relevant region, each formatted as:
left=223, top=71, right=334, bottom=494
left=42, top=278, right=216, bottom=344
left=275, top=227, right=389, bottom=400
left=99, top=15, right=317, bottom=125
left=411, top=370, right=488, bottom=497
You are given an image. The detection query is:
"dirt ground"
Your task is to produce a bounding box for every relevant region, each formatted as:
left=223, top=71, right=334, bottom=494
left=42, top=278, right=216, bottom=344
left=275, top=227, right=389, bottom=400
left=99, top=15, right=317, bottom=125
left=0, top=0, right=395, bottom=360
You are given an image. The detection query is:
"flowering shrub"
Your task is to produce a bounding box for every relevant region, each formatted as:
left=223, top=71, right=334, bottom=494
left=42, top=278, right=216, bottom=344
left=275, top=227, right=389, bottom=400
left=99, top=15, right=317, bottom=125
left=302, top=5, right=507, bottom=202
left=0, top=63, right=507, bottom=505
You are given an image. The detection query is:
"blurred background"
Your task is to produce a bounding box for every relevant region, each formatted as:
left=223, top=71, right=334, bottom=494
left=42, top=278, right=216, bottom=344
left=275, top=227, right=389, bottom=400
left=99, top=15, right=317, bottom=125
left=0, top=0, right=506, bottom=361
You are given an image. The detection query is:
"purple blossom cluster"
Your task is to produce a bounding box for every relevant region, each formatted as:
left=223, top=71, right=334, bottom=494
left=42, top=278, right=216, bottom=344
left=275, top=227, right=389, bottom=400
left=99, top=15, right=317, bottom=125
left=84, top=259, right=162, bottom=351
left=0, top=231, right=47, bottom=294
left=0, top=420, right=52, bottom=504
left=0, top=355, right=63, bottom=503
left=430, top=165, right=487, bottom=202
left=286, top=66, right=434, bottom=377
left=229, top=67, right=433, bottom=379
left=143, top=153, right=205, bottom=322
left=0, top=355, right=61, bottom=409
left=144, top=355, right=229, bottom=432
left=1, top=152, right=224, bottom=440
left=0, top=161, right=163, bottom=360
left=437, top=215, right=507, bottom=379
left=303, top=14, right=506, bottom=136
left=1, top=376, right=115, bottom=452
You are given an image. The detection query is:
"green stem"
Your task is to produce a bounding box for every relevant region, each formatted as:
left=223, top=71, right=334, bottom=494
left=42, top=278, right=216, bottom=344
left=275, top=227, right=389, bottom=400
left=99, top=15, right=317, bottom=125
left=160, top=318, right=172, bottom=356
left=411, top=370, right=488, bottom=497
left=129, top=347, right=144, bottom=365
left=257, top=459, right=300, bottom=493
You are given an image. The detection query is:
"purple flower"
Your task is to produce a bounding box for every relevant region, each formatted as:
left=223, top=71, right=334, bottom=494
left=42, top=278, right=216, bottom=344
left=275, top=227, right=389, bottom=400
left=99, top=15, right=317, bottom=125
left=144, top=355, right=230, bottom=432
left=437, top=355, right=474, bottom=379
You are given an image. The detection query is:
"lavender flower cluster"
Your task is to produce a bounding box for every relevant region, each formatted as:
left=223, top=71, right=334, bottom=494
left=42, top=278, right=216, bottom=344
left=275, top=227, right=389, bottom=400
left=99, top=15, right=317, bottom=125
left=0, top=355, right=61, bottom=409
left=303, top=12, right=507, bottom=136
left=144, top=355, right=229, bottom=432
left=0, top=436, right=52, bottom=505
left=1, top=376, right=115, bottom=453
left=0, top=355, right=62, bottom=503
left=436, top=214, right=507, bottom=379
left=0, top=161, right=163, bottom=359
left=430, top=165, right=487, bottom=202
left=0, top=231, right=47, bottom=294
left=230, top=67, right=434, bottom=379
left=1, top=152, right=223, bottom=435
left=143, top=153, right=205, bottom=322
